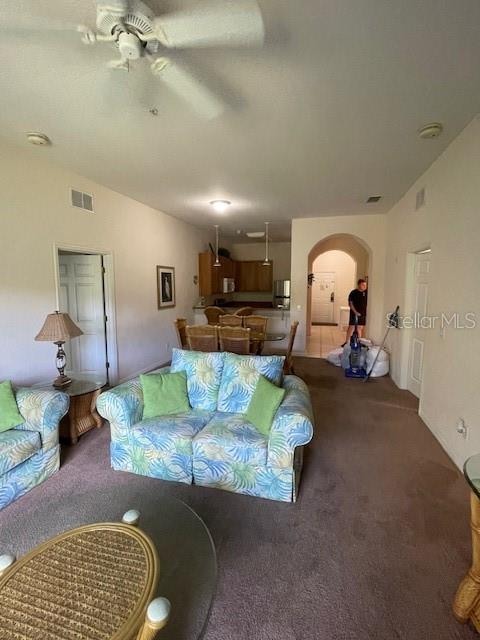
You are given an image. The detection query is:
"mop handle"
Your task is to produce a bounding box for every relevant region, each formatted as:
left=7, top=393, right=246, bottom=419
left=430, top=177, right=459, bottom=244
left=363, top=306, right=400, bottom=381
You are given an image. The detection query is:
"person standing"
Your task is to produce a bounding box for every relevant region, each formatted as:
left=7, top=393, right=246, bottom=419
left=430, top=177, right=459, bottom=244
left=345, top=279, right=368, bottom=343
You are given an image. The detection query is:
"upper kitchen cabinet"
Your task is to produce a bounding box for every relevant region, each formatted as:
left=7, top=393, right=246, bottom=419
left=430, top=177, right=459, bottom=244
left=198, top=252, right=235, bottom=296
left=236, top=261, right=273, bottom=292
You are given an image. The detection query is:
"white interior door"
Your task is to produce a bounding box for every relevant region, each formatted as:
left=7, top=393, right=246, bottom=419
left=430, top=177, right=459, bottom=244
left=407, top=252, right=431, bottom=398
left=58, top=254, right=107, bottom=378
left=312, top=272, right=336, bottom=324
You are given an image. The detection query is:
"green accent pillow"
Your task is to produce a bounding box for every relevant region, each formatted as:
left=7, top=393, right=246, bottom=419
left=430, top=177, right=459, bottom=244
left=140, top=371, right=190, bottom=419
left=246, top=374, right=286, bottom=437
left=0, top=380, right=24, bottom=433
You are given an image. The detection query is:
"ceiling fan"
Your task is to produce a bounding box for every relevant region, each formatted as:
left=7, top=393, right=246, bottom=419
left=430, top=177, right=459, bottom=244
left=8, top=0, right=265, bottom=120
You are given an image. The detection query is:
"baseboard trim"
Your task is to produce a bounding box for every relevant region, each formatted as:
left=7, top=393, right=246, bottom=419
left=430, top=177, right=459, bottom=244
left=418, top=408, right=461, bottom=472
left=118, top=360, right=171, bottom=385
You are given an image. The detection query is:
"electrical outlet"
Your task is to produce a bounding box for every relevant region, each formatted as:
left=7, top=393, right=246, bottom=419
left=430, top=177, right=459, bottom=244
left=457, top=418, right=468, bottom=439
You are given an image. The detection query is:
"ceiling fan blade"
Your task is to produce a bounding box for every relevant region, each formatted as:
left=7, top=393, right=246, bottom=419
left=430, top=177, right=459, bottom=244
left=150, top=57, right=224, bottom=120
left=153, top=0, right=264, bottom=49
left=96, top=1, right=128, bottom=19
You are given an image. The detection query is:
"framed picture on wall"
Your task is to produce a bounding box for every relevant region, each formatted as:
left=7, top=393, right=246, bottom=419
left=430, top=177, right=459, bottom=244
left=157, top=266, right=175, bottom=309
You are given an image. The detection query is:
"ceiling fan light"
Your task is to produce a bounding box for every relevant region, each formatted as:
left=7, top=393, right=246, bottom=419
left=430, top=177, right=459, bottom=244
left=210, top=200, right=231, bottom=213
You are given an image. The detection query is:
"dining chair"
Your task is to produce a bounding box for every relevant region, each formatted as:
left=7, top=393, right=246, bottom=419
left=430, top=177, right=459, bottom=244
left=174, top=318, right=189, bottom=349
left=233, top=307, right=254, bottom=317
left=218, top=326, right=251, bottom=355
left=243, top=316, right=268, bottom=355
left=283, top=321, right=299, bottom=374
left=218, top=314, right=243, bottom=327
left=204, top=306, right=226, bottom=325
left=186, top=325, right=219, bottom=352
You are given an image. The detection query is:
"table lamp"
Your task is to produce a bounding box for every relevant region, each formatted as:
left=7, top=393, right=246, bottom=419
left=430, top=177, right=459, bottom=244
left=35, top=311, right=83, bottom=389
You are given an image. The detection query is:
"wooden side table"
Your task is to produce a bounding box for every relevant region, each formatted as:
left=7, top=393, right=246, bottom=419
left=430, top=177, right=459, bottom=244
left=453, top=455, right=480, bottom=632
left=34, top=375, right=107, bottom=444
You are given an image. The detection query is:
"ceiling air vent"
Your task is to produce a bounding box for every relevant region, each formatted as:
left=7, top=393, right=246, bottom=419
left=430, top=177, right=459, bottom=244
left=415, top=187, right=426, bottom=211
left=71, top=189, right=94, bottom=212
left=366, top=195, right=382, bottom=204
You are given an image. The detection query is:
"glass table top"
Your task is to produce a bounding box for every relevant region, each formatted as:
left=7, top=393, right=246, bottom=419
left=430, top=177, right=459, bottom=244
left=264, top=332, right=287, bottom=342
left=464, top=454, right=480, bottom=496
left=32, top=373, right=107, bottom=397
left=463, top=453, right=480, bottom=498
left=0, top=485, right=216, bottom=640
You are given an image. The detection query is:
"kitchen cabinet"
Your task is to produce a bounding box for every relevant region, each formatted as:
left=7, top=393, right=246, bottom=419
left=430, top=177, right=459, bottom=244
left=236, top=261, right=273, bottom=293
left=198, top=252, right=235, bottom=296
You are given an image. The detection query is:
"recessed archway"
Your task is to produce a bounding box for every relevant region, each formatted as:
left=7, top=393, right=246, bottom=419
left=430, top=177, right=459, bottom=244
left=305, top=233, right=371, bottom=357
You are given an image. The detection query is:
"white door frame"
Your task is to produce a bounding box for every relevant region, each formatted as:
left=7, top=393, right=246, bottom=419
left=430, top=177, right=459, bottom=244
left=401, top=246, right=431, bottom=396
left=52, top=242, right=119, bottom=385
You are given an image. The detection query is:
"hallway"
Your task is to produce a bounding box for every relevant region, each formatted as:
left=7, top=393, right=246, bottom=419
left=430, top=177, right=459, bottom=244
left=304, top=324, right=345, bottom=358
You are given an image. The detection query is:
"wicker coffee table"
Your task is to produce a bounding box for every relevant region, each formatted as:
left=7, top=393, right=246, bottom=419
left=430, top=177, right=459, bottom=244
left=0, top=518, right=169, bottom=640
left=0, top=486, right=216, bottom=640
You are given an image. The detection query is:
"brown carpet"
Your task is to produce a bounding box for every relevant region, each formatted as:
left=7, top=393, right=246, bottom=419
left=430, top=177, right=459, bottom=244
left=0, top=358, right=476, bottom=639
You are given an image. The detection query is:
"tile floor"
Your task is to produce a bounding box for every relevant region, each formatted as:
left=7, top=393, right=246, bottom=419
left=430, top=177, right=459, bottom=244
left=304, top=324, right=346, bottom=358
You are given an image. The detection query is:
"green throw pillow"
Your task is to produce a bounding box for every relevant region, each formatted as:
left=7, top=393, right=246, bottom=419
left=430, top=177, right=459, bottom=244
left=0, top=380, right=24, bottom=433
left=246, top=374, right=286, bottom=437
left=140, top=371, right=190, bottom=419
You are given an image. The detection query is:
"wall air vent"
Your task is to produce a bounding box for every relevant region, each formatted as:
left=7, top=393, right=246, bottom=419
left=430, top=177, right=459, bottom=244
left=71, top=189, right=94, bottom=212
left=415, top=187, right=426, bottom=211
left=366, top=195, right=382, bottom=204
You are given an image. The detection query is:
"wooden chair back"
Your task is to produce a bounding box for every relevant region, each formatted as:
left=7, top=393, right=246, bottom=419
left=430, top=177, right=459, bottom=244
left=284, top=321, right=299, bottom=374
left=186, top=325, right=219, bottom=352
left=243, top=315, right=268, bottom=333
left=234, top=307, right=254, bottom=317
left=204, top=306, right=226, bottom=325
left=219, top=327, right=251, bottom=355
left=174, top=318, right=189, bottom=349
left=218, top=314, right=243, bottom=327
left=243, top=316, right=268, bottom=355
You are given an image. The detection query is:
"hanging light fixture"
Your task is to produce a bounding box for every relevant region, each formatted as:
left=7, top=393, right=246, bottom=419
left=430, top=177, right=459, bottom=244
left=213, top=224, right=221, bottom=267
left=262, top=222, right=270, bottom=266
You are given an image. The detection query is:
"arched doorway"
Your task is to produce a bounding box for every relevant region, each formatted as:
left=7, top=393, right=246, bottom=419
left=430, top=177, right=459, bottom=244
left=306, top=234, right=370, bottom=357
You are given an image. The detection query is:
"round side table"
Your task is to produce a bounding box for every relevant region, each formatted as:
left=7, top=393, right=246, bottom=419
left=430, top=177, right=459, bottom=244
left=453, top=454, right=480, bottom=631
left=33, top=375, right=107, bottom=444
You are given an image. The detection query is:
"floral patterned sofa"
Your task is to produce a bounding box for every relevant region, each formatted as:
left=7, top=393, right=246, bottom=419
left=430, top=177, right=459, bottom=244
left=97, top=350, right=314, bottom=502
left=0, top=388, right=69, bottom=510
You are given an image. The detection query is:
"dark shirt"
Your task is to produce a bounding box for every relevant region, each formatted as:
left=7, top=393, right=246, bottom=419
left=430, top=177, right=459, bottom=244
left=348, top=288, right=368, bottom=316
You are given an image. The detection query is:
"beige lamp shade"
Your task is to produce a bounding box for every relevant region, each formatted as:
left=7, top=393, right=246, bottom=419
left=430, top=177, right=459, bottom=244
left=35, top=312, right=83, bottom=342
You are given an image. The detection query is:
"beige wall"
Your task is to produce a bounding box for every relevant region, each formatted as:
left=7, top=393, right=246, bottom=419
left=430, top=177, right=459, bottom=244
left=291, top=215, right=387, bottom=350
left=384, top=116, right=480, bottom=469
left=0, top=138, right=212, bottom=385
left=308, top=234, right=369, bottom=281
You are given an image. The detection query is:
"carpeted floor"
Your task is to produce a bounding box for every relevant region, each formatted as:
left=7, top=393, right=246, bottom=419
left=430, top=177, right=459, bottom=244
left=0, top=358, right=476, bottom=639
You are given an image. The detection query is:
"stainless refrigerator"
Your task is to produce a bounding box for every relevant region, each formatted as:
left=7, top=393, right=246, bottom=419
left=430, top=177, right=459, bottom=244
left=274, top=280, right=291, bottom=309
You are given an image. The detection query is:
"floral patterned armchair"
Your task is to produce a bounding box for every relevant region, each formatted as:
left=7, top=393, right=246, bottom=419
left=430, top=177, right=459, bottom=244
left=97, top=350, right=314, bottom=502
left=0, top=388, right=69, bottom=510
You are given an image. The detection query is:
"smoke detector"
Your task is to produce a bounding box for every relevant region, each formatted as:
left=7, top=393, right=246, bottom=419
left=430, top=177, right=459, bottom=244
left=418, top=123, right=443, bottom=139
left=26, top=132, right=51, bottom=146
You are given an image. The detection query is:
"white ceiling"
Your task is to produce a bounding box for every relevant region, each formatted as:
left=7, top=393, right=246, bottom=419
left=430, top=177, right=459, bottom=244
left=1, top=0, right=480, bottom=242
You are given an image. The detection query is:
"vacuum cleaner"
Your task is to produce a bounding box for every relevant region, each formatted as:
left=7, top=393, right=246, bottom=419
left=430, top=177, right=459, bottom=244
left=345, top=315, right=367, bottom=378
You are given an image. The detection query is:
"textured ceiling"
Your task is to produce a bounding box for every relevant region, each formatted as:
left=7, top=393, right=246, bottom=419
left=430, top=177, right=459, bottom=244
left=1, top=0, right=480, bottom=241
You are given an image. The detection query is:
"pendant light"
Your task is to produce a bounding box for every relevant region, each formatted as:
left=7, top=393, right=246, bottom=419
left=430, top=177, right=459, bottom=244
left=262, top=222, right=270, bottom=265
left=213, top=225, right=221, bottom=267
